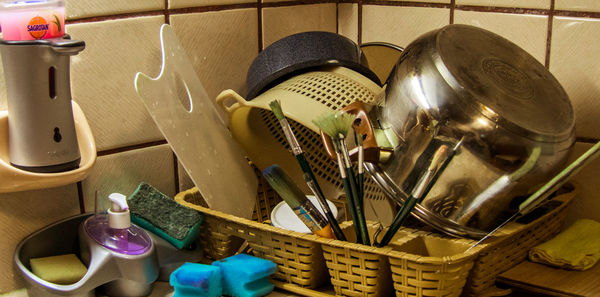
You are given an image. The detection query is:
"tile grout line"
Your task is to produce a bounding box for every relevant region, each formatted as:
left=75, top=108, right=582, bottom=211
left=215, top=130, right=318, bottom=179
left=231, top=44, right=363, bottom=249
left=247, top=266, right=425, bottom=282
left=77, top=181, right=85, bottom=214
left=169, top=3, right=258, bottom=15
left=554, top=10, right=600, bottom=19
left=545, top=0, right=555, bottom=68
left=96, top=140, right=168, bottom=157
left=335, top=3, right=339, bottom=34
left=261, top=0, right=338, bottom=8
left=454, top=5, right=549, bottom=15
left=173, top=152, right=180, bottom=194
left=362, top=1, right=449, bottom=8
left=66, top=10, right=165, bottom=24
left=258, top=0, right=263, bottom=52
left=449, top=0, right=455, bottom=24
left=358, top=0, right=363, bottom=44
left=165, top=0, right=170, bottom=24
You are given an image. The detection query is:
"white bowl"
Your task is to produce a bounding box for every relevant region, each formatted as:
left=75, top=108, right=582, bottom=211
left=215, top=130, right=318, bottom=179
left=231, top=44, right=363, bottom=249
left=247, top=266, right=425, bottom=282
left=270, top=195, right=338, bottom=233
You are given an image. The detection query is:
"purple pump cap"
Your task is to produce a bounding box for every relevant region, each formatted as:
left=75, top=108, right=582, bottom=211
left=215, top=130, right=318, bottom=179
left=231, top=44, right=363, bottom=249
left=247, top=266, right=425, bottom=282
left=84, top=214, right=152, bottom=255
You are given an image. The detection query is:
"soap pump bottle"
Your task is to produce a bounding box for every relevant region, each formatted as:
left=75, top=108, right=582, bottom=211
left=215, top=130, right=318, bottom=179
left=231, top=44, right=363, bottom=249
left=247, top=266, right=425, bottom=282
left=107, top=193, right=132, bottom=249
left=80, top=193, right=158, bottom=297
left=83, top=193, right=152, bottom=255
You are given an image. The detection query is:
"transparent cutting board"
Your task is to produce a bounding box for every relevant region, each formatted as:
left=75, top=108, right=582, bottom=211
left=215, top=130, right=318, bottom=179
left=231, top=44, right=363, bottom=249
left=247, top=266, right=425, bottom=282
left=134, top=24, right=257, bottom=219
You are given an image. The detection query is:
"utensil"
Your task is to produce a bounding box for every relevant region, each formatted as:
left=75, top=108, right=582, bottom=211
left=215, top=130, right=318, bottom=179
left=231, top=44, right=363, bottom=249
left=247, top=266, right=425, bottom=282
left=134, top=24, right=257, bottom=219
left=269, top=100, right=345, bottom=241
left=263, top=165, right=335, bottom=239
left=313, top=111, right=369, bottom=245
left=324, top=24, right=576, bottom=238
left=466, top=141, right=600, bottom=251
left=246, top=31, right=380, bottom=100
left=216, top=66, right=396, bottom=226
left=270, top=195, right=338, bottom=234
left=376, top=140, right=460, bottom=247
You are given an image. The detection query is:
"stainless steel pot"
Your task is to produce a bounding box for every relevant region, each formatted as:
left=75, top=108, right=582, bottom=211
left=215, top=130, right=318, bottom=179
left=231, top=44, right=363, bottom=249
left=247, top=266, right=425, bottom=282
left=337, top=24, right=576, bottom=238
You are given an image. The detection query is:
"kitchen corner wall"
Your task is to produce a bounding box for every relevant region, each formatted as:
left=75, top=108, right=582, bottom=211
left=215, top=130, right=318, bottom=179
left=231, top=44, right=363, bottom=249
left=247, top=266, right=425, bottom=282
left=0, top=0, right=598, bottom=293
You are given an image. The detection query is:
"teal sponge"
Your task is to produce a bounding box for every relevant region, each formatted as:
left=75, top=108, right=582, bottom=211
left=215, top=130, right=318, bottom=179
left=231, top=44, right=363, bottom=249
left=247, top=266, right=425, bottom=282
left=212, top=254, right=277, bottom=297
left=127, top=183, right=204, bottom=249
left=170, top=262, right=222, bottom=297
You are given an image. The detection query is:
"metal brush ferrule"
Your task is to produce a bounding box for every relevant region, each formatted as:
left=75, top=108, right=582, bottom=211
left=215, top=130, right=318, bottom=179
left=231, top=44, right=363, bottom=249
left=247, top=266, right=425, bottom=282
left=338, top=135, right=352, bottom=168
left=335, top=149, right=346, bottom=179
left=280, top=119, right=302, bottom=155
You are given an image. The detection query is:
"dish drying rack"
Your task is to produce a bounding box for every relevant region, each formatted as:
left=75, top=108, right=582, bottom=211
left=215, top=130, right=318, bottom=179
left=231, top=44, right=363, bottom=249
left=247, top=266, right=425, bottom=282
left=174, top=166, right=577, bottom=297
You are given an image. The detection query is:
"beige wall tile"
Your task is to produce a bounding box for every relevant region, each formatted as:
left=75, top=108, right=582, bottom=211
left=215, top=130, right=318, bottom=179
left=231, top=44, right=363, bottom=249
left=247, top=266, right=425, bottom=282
left=65, top=0, right=164, bottom=20
left=170, top=8, right=258, bottom=105
left=362, top=6, right=449, bottom=48
left=565, top=142, right=600, bottom=226
left=82, top=144, right=175, bottom=212
left=555, top=0, right=600, bottom=12
left=456, top=0, right=550, bottom=9
left=550, top=17, right=600, bottom=139
left=454, top=11, right=548, bottom=63
left=170, top=0, right=255, bottom=9
left=262, top=4, right=337, bottom=48
left=0, top=185, right=80, bottom=292
left=66, top=17, right=165, bottom=151
left=338, top=3, right=358, bottom=44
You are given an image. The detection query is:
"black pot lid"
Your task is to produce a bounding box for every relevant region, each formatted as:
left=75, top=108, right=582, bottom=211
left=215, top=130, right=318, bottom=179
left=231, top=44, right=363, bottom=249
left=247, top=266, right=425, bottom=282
left=436, top=24, right=574, bottom=142
left=245, top=31, right=381, bottom=100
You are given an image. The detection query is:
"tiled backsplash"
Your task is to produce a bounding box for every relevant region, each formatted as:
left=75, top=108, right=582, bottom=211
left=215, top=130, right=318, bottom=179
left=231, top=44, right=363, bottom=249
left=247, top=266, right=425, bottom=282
left=0, top=0, right=599, bottom=292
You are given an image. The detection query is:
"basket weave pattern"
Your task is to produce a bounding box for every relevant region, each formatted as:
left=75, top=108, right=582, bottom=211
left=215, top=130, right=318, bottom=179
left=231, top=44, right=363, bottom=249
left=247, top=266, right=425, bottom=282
left=462, top=187, right=574, bottom=297
left=175, top=179, right=576, bottom=297
left=322, top=238, right=394, bottom=297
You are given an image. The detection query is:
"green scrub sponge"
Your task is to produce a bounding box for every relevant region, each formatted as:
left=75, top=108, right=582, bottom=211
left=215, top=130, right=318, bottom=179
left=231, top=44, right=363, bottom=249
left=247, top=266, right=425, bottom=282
left=30, top=254, right=87, bottom=284
left=128, top=183, right=204, bottom=249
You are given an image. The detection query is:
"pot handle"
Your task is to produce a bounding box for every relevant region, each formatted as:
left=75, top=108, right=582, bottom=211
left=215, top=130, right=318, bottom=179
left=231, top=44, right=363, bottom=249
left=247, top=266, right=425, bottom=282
left=320, top=101, right=387, bottom=163
left=216, top=89, right=247, bottom=114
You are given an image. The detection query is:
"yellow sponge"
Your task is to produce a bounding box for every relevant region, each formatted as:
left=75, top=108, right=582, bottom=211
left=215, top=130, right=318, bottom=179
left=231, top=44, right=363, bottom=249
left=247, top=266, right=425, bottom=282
left=30, top=254, right=87, bottom=284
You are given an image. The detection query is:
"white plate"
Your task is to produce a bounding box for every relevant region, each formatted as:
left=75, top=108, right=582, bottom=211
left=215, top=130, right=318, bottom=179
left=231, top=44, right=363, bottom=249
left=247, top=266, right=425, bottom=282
left=270, top=195, right=338, bottom=233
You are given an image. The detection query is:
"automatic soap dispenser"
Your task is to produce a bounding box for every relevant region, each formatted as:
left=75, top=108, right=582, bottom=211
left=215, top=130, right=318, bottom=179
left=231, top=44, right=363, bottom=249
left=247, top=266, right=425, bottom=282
left=79, top=193, right=159, bottom=297
left=0, top=0, right=84, bottom=173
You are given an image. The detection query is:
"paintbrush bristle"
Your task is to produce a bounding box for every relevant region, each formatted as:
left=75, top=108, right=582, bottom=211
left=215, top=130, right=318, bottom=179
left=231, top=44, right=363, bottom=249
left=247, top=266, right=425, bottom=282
left=269, top=100, right=285, bottom=121
left=262, top=164, right=306, bottom=209
left=313, top=111, right=354, bottom=139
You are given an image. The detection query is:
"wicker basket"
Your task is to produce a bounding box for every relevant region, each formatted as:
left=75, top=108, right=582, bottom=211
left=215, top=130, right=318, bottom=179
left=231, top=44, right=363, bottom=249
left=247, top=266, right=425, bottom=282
left=174, top=179, right=577, bottom=297
left=461, top=183, right=577, bottom=297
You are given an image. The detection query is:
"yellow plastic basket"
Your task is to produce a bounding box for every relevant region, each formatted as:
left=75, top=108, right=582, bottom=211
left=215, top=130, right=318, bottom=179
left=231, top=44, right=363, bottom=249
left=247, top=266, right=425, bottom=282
left=174, top=171, right=577, bottom=297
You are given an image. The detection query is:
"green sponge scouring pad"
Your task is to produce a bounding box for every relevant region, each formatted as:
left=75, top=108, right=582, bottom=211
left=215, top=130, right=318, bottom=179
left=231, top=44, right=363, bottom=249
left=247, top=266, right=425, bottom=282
left=128, top=183, right=204, bottom=249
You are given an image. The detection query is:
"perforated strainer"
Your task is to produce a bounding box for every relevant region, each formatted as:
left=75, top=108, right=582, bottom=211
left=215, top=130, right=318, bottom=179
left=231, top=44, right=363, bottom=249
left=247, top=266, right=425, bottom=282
left=216, top=66, right=395, bottom=224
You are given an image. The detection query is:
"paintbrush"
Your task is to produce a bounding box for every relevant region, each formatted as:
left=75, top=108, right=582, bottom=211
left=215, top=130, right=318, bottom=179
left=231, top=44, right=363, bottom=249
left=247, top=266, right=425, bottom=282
left=375, top=139, right=463, bottom=247
left=313, top=111, right=370, bottom=245
left=263, top=164, right=335, bottom=239
left=269, top=100, right=346, bottom=241
left=355, top=130, right=365, bottom=203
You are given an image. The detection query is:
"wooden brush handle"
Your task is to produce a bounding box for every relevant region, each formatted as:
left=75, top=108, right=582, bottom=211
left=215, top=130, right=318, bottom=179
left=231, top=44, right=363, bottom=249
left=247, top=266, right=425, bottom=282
left=319, top=101, right=383, bottom=163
